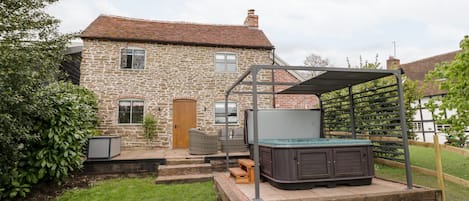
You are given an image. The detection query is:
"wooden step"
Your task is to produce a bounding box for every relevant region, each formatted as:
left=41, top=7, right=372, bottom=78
left=158, top=163, right=212, bottom=176
left=229, top=167, right=249, bottom=184
left=166, top=158, right=205, bottom=165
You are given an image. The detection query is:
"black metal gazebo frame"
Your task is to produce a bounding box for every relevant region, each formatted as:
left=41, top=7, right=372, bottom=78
left=224, top=65, right=413, bottom=201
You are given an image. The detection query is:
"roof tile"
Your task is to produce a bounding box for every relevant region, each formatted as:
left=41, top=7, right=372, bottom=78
left=400, top=50, right=460, bottom=96
left=81, top=15, right=274, bottom=49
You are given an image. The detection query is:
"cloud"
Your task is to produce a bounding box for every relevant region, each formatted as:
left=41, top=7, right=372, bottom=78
left=46, top=0, right=469, bottom=67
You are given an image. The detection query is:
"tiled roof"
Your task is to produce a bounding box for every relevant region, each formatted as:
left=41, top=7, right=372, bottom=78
left=81, top=15, right=274, bottom=49
left=400, top=50, right=460, bottom=96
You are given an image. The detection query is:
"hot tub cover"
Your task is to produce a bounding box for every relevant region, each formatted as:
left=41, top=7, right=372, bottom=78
left=258, top=138, right=372, bottom=147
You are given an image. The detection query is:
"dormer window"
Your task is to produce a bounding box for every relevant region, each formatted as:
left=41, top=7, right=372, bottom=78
left=121, top=48, right=145, bottom=69
left=215, top=52, right=237, bottom=72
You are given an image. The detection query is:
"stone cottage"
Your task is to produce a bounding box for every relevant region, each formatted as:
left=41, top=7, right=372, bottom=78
left=80, top=10, right=317, bottom=149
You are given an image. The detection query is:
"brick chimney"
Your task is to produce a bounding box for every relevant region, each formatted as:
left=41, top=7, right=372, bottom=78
left=244, top=9, right=258, bottom=28
left=386, top=56, right=400, bottom=70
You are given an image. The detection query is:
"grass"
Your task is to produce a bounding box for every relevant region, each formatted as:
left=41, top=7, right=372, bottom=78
left=375, top=164, right=469, bottom=201
left=409, top=145, right=469, bottom=180
left=55, top=177, right=217, bottom=201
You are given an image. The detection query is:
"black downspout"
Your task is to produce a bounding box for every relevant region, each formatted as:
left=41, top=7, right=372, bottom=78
left=319, top=94, right=325, bottom=138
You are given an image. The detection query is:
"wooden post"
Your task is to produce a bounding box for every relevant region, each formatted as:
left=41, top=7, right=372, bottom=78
left=434, top=135, right=446, bottom=201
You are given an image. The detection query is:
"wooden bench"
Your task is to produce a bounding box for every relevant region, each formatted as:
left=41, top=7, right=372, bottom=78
left=229, top=167, right=249, bottom=184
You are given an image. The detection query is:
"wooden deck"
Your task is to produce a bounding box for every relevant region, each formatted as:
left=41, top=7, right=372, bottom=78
left=214, top=173, right=442, bottom=201
left=83, top=149, right=249, bottom=175
left=113, top=149, right=249, bottom=160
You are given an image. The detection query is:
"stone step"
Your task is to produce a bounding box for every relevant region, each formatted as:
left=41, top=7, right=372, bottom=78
left=158, top=163, right=212, bottom=176
left=166, top=158, right=205, bottom=165
left=155, top=173, right=213, bottom=184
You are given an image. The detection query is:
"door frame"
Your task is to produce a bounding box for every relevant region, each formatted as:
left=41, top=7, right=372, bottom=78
left=172, top=99, right=197, bottom=148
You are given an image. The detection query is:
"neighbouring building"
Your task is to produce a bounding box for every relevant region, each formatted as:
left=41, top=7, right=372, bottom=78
left=80, top=10, right=317, bottom=149
left=387, top=52, right=468, bottom=144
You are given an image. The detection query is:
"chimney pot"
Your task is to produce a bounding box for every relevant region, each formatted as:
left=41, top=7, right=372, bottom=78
left=386, top=56, right=400, bottom=70
left=244, top=9, right=258, bottom=28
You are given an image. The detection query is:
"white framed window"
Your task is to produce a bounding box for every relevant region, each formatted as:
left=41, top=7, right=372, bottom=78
left=215, top=52, right=237, bottom=72
left=118, top=100, right=144, bottom=124
left=120, top=48, right=145, bottom=69
left=436, top=124, right=451, bottom=132
left=412, top=122, right=422, bottom=131
left=214, top=101, right=238, bottom=124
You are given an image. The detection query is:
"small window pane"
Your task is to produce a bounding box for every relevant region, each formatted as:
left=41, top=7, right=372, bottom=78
left=214, top=101, right=237, bottom=124
left=226, top=54, right=236, bottom=61
left=121, top=48, right=145, bottom=69
left=215, top=63, right=225, bottom=72
left=119, top=100, right=144, bottom=124
left=118, top=101, right=131, bottom=123
left=133, top=54, right=145, bottom=69
left=226, top=63, right=237, bottom=72
left=215, top=53, right=236, bottom=72
left=215, top=54, right=225, bottom=60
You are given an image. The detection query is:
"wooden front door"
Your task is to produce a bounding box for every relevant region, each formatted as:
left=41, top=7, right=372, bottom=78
left=172, top=99, right=196, bottom=148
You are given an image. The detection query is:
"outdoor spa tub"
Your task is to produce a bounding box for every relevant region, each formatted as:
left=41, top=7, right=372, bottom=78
left=258, top=138, right=374, bottom=190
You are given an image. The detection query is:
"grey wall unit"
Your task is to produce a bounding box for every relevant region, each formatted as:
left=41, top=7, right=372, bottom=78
left=87, top=136, right=121, bottom=160
left=245, top=109, right=321, bottom=144
left=259, top=144, right=374, bottom=190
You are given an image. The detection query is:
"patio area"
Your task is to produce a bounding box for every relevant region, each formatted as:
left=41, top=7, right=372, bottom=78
left=214, top=173, right=442, bottom=201
left=83, top=148, right=249, bottom=175
left=113, top=148, right=249, bottom=160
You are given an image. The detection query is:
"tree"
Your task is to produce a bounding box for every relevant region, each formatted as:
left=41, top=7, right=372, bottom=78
left=301, top=53, right=329, bottom=78
left=425, top=36, right=469, bottom=147
left=0, top=0, right=89, bottom=198
left=304, top=54, right=329, bottom=67
left=322, top=55, right=422, bottom=159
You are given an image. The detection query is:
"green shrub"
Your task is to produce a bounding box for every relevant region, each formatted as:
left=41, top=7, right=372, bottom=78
left=143, top=114, right=158, bottom=147
left=0, top=82, right=98, bottom=198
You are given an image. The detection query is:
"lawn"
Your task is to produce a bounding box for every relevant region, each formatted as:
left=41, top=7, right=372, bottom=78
left=55, top=177, right=217, bottom=201
left=409, top=145, right=469, bottom=180
left=375, top=164, right=469, bottom=201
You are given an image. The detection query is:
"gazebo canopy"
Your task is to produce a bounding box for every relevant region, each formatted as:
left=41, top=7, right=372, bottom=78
left=278, top=70, right=395, bottom=95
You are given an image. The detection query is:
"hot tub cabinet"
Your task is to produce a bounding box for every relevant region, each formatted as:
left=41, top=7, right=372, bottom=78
left=259, top=138, right=374, bottom=190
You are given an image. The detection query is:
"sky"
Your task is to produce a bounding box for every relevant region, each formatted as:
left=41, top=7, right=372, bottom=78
left=47, top=0, right=469, bottom=67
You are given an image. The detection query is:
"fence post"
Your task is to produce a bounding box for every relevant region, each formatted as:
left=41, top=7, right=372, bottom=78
left=434, top=134, right=446, bottom=201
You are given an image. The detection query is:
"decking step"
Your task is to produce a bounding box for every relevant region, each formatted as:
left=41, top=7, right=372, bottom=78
left=229, top=167, right=249, bottom=184
left=229, top=167, right=247, bottom=176
left=158, top=163, right=212, bottom=176
left=166, top=158, right=205, bottom=165
left=155, top=173, right=213, bottom=184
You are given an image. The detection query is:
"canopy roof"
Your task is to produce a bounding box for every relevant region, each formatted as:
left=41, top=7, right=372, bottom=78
left=278, top=69, right=396, bottom=95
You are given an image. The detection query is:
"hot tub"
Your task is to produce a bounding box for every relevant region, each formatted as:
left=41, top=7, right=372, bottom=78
left=258, top=138, right=374, bottom=190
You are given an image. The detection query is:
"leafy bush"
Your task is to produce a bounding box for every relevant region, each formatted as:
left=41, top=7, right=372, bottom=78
left=0, top=82, right=98, bottom=198
left=143, top=114, right=158, bottom=147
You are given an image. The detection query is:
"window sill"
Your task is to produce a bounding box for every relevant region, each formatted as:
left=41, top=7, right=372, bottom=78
left=119, top=68, right=145, bottom=71
left=215, top=71, right=238, bottom=74
left=117, top=123, right=143, bottom=126
left=214, top=123, right=239, bottom=126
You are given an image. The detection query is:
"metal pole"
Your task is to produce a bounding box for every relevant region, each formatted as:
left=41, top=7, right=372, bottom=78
left=319, top=95, right=325, bottom=138
left=225, top=94, right=230, bottom=171
left=395, top=71, right=413, bottom=189
left=348, top=86, right=357, bottom=139
left=252, top=67, right=263, bottom=201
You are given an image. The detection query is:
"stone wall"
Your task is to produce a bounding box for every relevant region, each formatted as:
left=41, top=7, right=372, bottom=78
left=81, top=39, right=273, bottom=149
